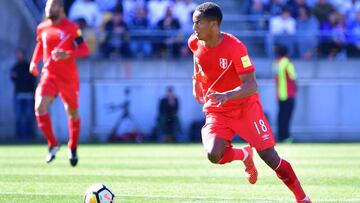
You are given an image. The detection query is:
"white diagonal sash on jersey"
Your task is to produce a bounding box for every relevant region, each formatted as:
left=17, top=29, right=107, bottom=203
left=42, top=34, right=72, bottom=70
left=204, top=60, right=233, bottom=98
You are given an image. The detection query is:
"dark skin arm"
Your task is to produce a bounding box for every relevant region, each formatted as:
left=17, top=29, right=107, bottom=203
left=193, top=78, right=205, bottom=104
left=208, top=72, right=258, bottom=106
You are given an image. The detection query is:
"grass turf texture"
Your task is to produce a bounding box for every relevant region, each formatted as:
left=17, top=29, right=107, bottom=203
left=0, top=144, right=359, bottom=202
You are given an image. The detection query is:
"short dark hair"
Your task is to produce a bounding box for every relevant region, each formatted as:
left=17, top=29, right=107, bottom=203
left=275, top=45, right=288, bottom=57
left=195, top=2, right=223, bottom=25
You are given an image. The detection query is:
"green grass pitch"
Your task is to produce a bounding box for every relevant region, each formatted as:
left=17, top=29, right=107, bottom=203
left=0, top=143, right=359, bottom=202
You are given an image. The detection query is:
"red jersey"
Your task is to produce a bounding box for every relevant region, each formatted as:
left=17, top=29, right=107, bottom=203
left=188, top=32, right=259, bottom=112
left=35, top=18, right=83, bottom=81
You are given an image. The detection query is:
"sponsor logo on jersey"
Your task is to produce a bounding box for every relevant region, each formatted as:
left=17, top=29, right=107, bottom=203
left=219, top=58, right=228, bottom=69
left=241, top=55, right=252, bottom=68
left=60, top=31, right=65, bottom=40
left=262, top=134, right=270, bottom=141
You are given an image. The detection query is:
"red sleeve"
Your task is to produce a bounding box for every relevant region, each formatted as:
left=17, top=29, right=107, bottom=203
left=231, top=40, right=255, bottom=75
left=72, top=42, right=90, bottom=58
left=188, top=33, right=198, bottom=53
left=30, top=27, right=43, bottom=65
left=67, top=23, right=90, bottom=58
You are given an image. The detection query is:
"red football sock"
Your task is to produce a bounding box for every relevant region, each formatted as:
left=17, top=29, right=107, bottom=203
left=275, top=159, right=306, bottom=201
left=36, top=113, right=58, bottom=147
left=217, top=147, right=246, bottom=164
left=68, top=118, right=80, bottom=150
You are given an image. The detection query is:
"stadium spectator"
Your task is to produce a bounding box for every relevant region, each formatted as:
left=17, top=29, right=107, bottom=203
left=269, top=6, right=296, bottom=57
left=265, top=0, right=286, bottom=16
left=312, top=0, right=335, bottom=24
left=247, top=0, right=268, bottom=30
left=346, top=10, right=360, bottom=57
left=286, top=0, right=310, bottom=18
left=100, top=9, right=130, bottom=58
left=295, top=6, right=319, bottom=59
left=122, top=0, right=147, bottom=24
left=156, top=87, right=181, bottom=142
left=173, top=0, right=197, bottom=34
left=128, top=6, right=153, bottom=58
left=273, top=45, right=297, bottom=142
left=156, top=6, right=182, bottom=57
left=318, top=11, right=346, bottom=59
left=248, top=0, right=265, bottom=16
left=10, top=48, right=36, bottom=141
left=173, top=0, right=197, bottom=57
left=147, top=0, right=172, bottom=27
left=68, top=0, right=103, bottom=28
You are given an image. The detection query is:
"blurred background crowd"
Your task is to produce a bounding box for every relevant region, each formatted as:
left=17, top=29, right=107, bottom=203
left=29, top=0, right=198, bottom=59
left=245, top=0, right=360, bottom=59
left=27, top=0, right=360, bottom=60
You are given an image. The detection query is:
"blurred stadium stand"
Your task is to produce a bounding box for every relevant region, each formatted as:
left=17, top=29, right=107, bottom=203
left=0, top=0, right=359, bottom=143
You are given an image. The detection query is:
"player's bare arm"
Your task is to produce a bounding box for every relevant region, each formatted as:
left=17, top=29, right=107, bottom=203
left=192, top=61, right=205, bottom=104
left=192, top=79, right=204, bottom=104
left=208, top=72, right=257, bottom=106
left=29, top=42, right=43, bottom=76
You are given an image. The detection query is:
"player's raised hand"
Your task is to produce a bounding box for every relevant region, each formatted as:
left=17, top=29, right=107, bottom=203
left=51, top=49, right=70, bottom=61
left=29, top=62, right=39, bottom=76
left=208, top=90, right=228, bottom=106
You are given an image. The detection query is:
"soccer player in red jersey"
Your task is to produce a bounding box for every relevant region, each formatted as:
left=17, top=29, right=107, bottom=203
left=29, top=0, right=90, bottom=166
left=188, top=2, right=311, bottom=203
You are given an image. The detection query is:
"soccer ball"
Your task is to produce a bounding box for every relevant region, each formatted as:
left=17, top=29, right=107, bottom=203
left=84, top=183, right=115, bottom=203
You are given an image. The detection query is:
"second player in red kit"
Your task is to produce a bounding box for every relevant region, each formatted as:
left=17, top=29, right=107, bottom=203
left=29, top=0, right=90, bottom=166
left=189, top=2, right=311, bottom=203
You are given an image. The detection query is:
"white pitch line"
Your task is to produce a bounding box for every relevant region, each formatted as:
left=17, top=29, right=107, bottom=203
left=0, top=192, right=360, bottom=202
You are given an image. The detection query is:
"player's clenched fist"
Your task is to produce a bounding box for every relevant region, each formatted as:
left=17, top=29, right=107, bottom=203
left=208, top=90, right=228, bottom=106
left=29, top=62, right=39, bottom=76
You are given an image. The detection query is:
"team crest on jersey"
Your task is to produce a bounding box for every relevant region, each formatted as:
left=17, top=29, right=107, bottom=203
left=219, top=58, right=228, bottom=69
left=60, top=31, right=65, bottom=40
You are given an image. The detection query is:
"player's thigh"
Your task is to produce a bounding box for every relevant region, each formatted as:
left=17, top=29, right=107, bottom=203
left=234, top=101, right=275, bottom=151
left=35, top=76, right=58, bottom=98
left=35, top=77, right=58, bottom=112
left=59, top=80, right=79, bottom=110
left=201, top=112, right=235, bottom=154
left=34, top=96, right=55, bottom=113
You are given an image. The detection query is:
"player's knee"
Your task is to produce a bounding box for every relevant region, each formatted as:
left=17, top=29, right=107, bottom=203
left=207, top=151, right=223, bottom=164
left=35, top=104, right=47, bottom=114
left=66, top=109, right=79, bottom=121
left=258, top=148, right=280, bottom=169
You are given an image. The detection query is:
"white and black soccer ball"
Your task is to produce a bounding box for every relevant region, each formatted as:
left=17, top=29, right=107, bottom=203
left=84, top=183, right=115, bottom=203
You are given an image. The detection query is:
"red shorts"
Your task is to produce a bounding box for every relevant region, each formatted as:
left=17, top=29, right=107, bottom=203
left=35, top=75, right=79, bottom=109
left=202, top=100, right=275, bottom=152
